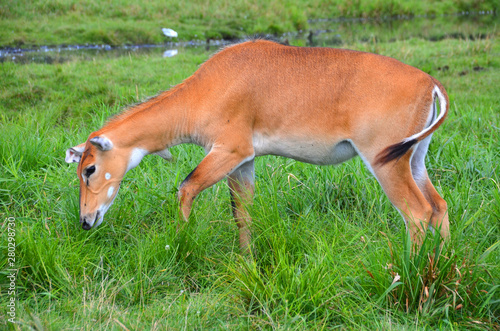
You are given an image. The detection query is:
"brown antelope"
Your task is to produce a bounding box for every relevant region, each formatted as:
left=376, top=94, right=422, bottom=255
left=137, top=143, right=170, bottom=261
left=66, top=39, right=449, bottom=250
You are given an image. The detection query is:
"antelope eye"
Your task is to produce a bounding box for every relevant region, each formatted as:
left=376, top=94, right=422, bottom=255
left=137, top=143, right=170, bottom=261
left=85, top=165, right=96, bottom=177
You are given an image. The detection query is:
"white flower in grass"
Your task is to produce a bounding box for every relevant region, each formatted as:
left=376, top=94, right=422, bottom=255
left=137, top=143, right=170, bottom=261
left=165, top=244, right=170, bottom=250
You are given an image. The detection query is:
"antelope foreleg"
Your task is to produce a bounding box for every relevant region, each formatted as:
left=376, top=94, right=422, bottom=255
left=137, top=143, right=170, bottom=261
left=177, top=146, right=255, bottom=222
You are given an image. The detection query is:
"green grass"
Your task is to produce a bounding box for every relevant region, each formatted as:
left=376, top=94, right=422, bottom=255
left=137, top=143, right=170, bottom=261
left=1, top=26, right=499, bottom=330
left=0, top=0, right=498, bottom=46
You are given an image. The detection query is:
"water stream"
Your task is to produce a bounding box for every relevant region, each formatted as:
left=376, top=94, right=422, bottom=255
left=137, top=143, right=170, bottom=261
left=0, top=12, right=496, bottom=64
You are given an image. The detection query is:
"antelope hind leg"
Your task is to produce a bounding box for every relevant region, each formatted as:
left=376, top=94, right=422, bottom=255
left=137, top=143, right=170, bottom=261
left=228, top=159, right=255, bottom=253
left=372, top=154, right=434, bottom=246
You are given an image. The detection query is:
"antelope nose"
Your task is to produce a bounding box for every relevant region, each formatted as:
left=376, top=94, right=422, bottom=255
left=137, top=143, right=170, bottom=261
left=81, top=216, right=92, bottom=230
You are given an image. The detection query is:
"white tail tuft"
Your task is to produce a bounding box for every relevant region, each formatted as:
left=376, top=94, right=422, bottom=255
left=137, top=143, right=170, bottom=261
left=404, top=85, right=448, bottom=143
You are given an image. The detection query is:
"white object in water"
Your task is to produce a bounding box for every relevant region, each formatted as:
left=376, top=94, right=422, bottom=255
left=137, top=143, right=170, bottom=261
left=162, top=28, right=178, bottom=38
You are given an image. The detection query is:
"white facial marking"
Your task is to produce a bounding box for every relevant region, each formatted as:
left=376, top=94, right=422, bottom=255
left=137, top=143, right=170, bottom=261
left=107, top=186, right=115, bottom=198
left=95, top=184, right=120, bottom=229
left=105, top=173, right=111, bottom=180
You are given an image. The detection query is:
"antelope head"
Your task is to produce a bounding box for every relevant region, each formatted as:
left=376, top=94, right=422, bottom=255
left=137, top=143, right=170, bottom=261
left=65, top=135, right=147, bottom=230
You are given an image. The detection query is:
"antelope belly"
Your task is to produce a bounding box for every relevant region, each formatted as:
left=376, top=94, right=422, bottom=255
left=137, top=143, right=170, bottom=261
left=253, top=135, right=357, bottom=165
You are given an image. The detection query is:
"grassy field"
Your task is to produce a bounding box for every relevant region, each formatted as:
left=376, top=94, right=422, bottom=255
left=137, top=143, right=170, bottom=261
left=0, top=0, right=498, bottom=46
left=1, top=9, right=500, bottom=331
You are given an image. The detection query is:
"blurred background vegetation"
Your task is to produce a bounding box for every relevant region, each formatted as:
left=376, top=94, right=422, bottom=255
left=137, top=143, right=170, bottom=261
left=0, top=0, right=497, bottom=46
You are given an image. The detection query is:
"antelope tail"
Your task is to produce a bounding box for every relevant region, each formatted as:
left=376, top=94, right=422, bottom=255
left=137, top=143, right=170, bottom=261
left=375, top=85, right=449, bottom=166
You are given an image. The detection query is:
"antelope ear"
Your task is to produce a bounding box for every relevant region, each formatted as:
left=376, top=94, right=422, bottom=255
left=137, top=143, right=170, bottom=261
left=90, top=136, right=113, bottom=151
left=65, top=143, right=85, bottom=163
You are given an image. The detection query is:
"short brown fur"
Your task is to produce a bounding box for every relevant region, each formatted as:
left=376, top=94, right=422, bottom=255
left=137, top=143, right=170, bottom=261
left=66, top=40, right=449, bottom=249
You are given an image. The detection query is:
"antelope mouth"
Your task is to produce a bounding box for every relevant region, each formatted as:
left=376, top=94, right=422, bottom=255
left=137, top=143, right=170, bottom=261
left=81, top=211, right=100, bottom=230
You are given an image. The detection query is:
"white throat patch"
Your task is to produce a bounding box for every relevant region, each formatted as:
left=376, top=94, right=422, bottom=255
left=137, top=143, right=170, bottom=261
left=126, top=148, right=148, bottom=172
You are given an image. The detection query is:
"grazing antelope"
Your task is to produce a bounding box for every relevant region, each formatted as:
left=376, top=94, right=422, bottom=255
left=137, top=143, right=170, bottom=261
left=66, top=40, right=449, bottom=250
